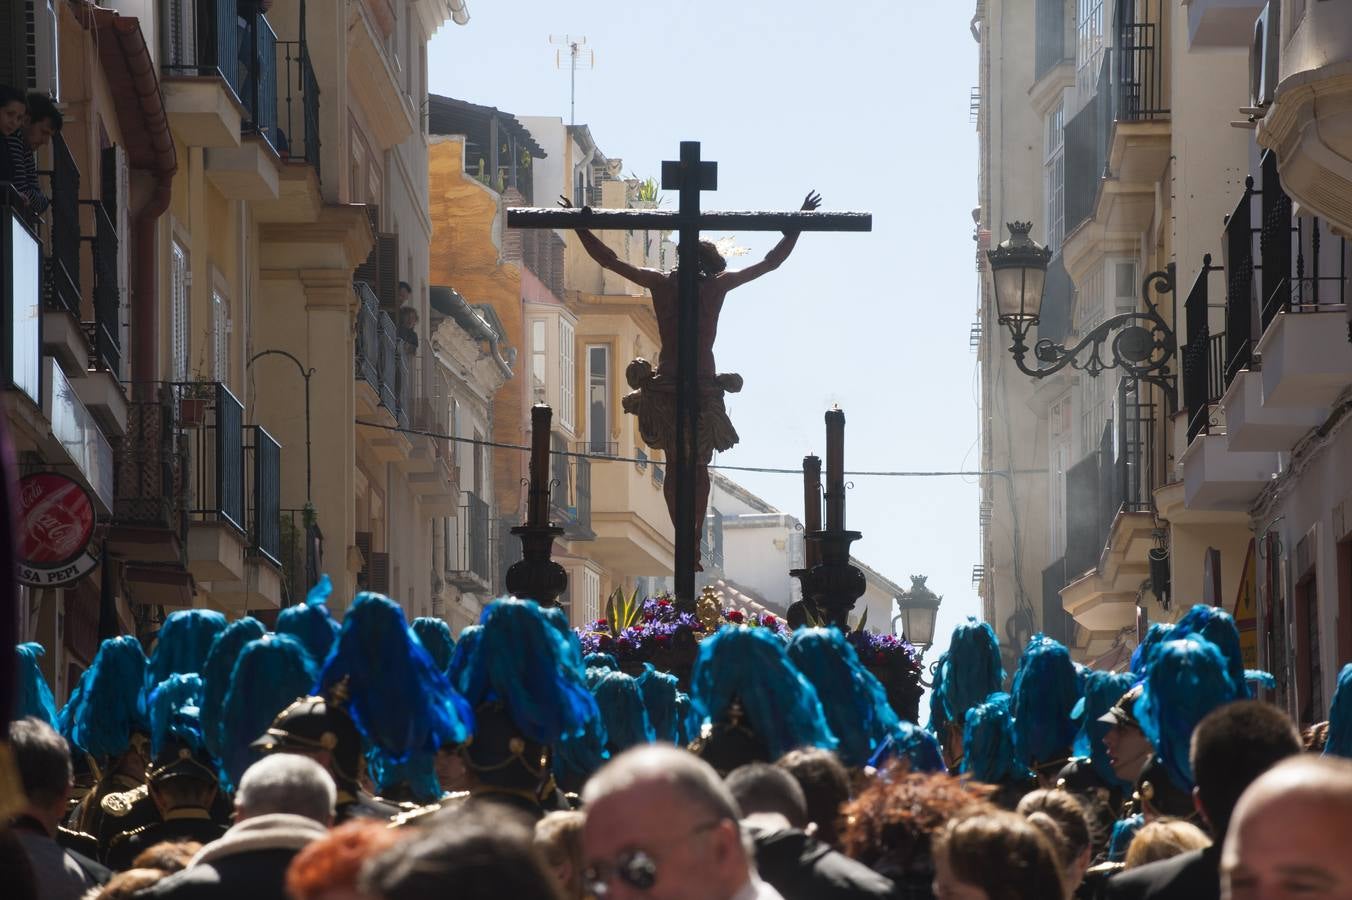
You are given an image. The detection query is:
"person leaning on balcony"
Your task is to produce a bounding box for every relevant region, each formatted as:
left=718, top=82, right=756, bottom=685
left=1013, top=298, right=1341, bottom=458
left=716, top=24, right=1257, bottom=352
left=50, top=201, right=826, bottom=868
left=0, top=85, right=25, bottom=183
left=3, top=92, right=60, bottom=215
left=396, top=284, right=420, bottom=354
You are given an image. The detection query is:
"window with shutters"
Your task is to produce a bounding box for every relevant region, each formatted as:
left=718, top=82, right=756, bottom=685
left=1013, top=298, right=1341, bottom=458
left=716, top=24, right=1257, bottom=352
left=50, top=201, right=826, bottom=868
left=170, top=241, right=190, bottom=382
left=587, top=345, right=610, bottom=455
left=211, top=290, right=229, bottom=384
left=1076, top=0, right=1105, bottom=96
left=559, top=319, right=575, bottom=431
left=1044, top=101, right=1065, bottom=253
left=583, top=568, right=601, bottom=627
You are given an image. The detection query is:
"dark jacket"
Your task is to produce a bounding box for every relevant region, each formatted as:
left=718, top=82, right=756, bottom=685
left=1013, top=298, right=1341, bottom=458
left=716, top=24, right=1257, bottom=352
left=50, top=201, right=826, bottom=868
left=139, top=813, right=328, bottom=900
left=10, top=815, right=109, bottom=900
left=748, top=823, right=896, bottom=900
left=104, top=810, right=227, bottom=872
left=1103, top=846, right=1220, bottom=900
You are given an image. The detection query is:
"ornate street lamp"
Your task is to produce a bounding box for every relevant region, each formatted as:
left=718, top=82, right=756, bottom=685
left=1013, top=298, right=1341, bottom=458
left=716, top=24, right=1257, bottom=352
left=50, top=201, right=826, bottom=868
left=987, top=222, right=1177, bottom=397
left=895, top=575, right=941, bottom=651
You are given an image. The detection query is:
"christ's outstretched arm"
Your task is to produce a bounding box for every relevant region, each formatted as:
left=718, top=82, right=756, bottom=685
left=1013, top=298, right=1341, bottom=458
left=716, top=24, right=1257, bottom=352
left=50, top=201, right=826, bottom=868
left=575, top=228, right=667, bottom=290
left=718, top=191, right=822, bottom=290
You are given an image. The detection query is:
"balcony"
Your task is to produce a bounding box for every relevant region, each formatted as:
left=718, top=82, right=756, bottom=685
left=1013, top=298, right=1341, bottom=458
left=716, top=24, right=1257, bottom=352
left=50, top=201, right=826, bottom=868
left=181, top=382, right=249, bottom=585
left=1256, top=0, right=1352, bottom=235
left=588, top=445, right=675, bottom=576
left=210, top=425, right=284, bottom=610
left=354, top=281, right=414, bottom=438
left=47, top=133, right=81, bottom=317
left=161, top=0, right=248, bottom=147
left=73, top=201, right=128, bottom=437
left=550, top=436, right=594, bottom=540
left=1182, top=259, right=1228, bottom=445
left=110, top=388, right=195, bottom=606
left=446, top=491, right=494, bottom=592
left=277, top=507, right=322, bottom=606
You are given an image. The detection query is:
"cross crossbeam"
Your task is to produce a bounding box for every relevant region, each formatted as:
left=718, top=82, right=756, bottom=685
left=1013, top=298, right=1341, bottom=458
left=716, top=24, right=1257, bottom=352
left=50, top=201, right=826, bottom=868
left=507, top=140, right=870, bottom=608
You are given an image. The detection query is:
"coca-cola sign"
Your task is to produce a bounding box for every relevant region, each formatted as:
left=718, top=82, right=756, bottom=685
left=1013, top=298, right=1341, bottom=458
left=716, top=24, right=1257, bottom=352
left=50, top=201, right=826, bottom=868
left=17, top=473, right=98, bottom=587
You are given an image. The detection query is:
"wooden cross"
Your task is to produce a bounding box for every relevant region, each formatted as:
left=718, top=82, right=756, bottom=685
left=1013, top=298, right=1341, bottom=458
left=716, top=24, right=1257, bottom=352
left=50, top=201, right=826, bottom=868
left=507, top=141, right=871, bottom=608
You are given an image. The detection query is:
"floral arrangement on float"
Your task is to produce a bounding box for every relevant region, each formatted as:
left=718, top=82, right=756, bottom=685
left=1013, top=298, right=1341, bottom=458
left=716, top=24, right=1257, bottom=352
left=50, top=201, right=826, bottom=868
left=576, top=588, right=925, bottom=723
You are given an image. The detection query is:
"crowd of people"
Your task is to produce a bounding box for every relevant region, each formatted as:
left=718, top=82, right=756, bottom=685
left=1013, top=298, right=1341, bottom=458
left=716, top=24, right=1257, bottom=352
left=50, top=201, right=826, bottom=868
left=6, top=582, right=1352, bottom=900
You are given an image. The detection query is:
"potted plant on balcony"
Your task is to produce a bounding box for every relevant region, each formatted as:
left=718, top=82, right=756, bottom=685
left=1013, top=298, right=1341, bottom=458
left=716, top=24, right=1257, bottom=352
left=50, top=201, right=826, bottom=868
left=177, top=358, right=215, bottom=426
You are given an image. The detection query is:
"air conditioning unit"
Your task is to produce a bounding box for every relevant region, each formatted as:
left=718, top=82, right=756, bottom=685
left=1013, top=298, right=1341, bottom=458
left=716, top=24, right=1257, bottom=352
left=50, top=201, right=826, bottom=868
left=1247, top=2, right=1281, bottom=116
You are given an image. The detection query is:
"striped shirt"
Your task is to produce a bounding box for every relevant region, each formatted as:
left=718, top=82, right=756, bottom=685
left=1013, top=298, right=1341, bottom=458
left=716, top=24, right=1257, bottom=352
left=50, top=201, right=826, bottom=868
left=4, top=131, right=49, bottom=215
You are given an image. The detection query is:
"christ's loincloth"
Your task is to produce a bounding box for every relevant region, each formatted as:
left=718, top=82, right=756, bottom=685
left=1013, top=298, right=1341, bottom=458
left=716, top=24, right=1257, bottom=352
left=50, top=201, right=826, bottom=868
left=622, top=358, right=741, bottom=462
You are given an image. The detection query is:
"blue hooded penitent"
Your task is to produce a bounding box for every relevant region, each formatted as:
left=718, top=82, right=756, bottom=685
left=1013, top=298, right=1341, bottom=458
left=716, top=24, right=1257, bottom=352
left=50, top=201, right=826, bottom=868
left=1072, top=669, right=1136, bottom=787
left=961, top=692, right=1023, bottom=784
left=1107, top=814, right=1145, bottom=863
left=219, top=633, right=319, bottom=791
left=940, top=617, right=1005, bottom=724
left=1324, top=663, right=1352, bottom=759
left=147, top=609, right=227, bottom=688
left=927, top=652, right=950, bottom=735
left=457, top=599, right=598, bottom=745
left=147, top=673, right=206, bottom=758
left=318, top=593, right=474, bottom=762
left=1172, top=604, right=1263, bottom=697
left=15, top=643, right=57, bottom=726
left=869, top=720, right=947, bottom=774
left=1010, top=634, right=1082, bottom=769
left=788, top=627, right=899, bottom=766
left=636, top=664, right=681, bottom=744
left=276, top=575, right=340, bottom=667
left=411, top=617, right=456, bottom=674
left=691, top=625, right=837, bottom=760
left=592, top=669, right=654, bottom=752
left=63, top=635, right=148, bottom=759
left=1130, top=623, right=1175, bottom=676
left=367, top=748, right=442, bottom=804
left=584, top=653, right=620, bottom=672
left=1136, top=635, right=1242, bottom=790
left=200, top=616, right=266, bottom=759
left=446, top=625, right=482, bottom=695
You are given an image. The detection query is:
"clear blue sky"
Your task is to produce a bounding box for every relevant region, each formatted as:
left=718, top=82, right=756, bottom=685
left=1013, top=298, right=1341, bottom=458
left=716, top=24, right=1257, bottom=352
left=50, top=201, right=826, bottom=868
left=428, top=0, right=982, bottom=669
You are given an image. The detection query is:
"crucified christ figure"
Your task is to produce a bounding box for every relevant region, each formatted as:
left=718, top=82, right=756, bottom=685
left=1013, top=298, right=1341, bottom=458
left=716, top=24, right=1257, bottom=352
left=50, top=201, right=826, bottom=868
left=566, top=190, right=822, bottom=567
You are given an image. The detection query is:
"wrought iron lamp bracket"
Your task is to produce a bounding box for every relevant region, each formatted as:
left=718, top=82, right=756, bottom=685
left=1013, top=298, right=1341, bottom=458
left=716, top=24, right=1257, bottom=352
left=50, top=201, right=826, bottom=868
left=1004, top=265, right=1178, bottom=407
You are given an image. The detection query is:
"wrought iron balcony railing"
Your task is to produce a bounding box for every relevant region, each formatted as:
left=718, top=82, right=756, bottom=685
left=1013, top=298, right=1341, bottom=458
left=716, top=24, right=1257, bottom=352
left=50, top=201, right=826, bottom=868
left=1183, top=258, right=1226, bottom=444
left=84, top=200, right=120, bottom=373
left=1114, top=0, right=1168, bottom=122
left=278, top=507, right=322, bottom=605
left=247, top=425, right=281, bottom=563
left=276, top=38, right=320, bottom=173
left=181, top=381, right=246, bottom=533
left=48, top=133, right=81, bottom=315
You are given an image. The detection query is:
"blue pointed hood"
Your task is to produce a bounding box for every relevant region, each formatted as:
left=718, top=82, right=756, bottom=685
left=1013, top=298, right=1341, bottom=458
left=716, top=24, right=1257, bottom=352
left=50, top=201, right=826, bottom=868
left=941, top=617, right=1004, bottom=723
left=411, top=617, right=456, bottom=674
left=962, top=692, right=1024, bottom=784
left=584, top=652, right=620, bottom=672
left=318, top=593, right=474, bottom=762
left=148, top=609, right=227, bottom=687
left=201, top=616, right=266, bottom=760
left=147, top=673, right=207, bottom=758
left=1130, top=623, right=1175, bottom=676
left=276, top=575, right=340, bottom=668
left=636, top=664, right=681, bottom=744
left=869, top=720, right=947, bottom=774
left=1010, top=634, right=1082, bottom=769
left=219, top=633, right=319, bottom=792
left=788, top=627, right=899, bottom=766
left=1326, top=663, right=1352, bottom=759
left=367, top=747, right=442, bottom=804
left=1136, top=635, right=1242, bottom=790
left=457, top=599, right=597, bottom=745
left=691, top=625, right=837, bottom=760
left=14, top=643, right=58, bottom=726
left=1173, top=604, right=1262, bottom=697
left=927, top=652, right=950, bottom=735
left=592, top=669, right=654, bottom=752
left=63, top=635, right=148, bottom=759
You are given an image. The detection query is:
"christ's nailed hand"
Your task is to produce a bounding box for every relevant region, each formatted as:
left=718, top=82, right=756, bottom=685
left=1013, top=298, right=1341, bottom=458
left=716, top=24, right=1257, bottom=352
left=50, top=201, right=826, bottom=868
left=801, top=191, right=822, bottom=212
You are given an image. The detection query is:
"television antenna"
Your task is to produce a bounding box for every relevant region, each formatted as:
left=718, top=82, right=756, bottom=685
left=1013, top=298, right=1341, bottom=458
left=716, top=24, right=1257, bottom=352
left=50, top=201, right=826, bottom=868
left=550, top=34, right=594, bottom=126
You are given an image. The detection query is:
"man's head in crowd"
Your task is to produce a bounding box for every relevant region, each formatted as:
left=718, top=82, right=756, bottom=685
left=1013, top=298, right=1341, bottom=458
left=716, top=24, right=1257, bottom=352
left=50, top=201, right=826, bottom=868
left=776, top=747, right=850, bottom=846
left=9, top=717, right=72, bottom=833
left=1101, top=684, right=1153, bottom=785
left=726, top=762, right=809, bottom=831
left=1222, top=755, right=1352, bottom=900
left=932, top=808, right=1066, bottom=900
left=1190, top=700, right=1302, bottom=839
left=234, top=754, right=337, bottom=825
left=582, top=745, right=755, bottom=900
